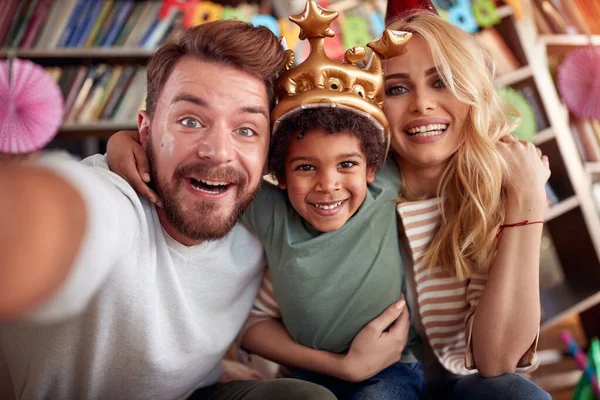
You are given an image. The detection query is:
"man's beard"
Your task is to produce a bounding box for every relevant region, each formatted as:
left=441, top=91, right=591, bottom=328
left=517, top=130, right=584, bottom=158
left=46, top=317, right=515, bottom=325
left=146, top=136, right=260, bottom=241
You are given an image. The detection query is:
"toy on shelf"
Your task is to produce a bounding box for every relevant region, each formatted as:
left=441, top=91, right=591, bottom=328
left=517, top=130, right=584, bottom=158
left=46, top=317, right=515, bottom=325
left=561, top=330, right=600, bottom=399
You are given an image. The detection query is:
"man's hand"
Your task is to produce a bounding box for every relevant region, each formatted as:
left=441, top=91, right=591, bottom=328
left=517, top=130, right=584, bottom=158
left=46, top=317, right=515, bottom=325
left=340, top=297, right=410, bottom=382
left=219, top=359, right=266, bottom=382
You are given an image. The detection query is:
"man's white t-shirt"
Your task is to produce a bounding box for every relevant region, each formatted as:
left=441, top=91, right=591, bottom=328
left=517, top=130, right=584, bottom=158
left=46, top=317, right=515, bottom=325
left=0, top=154, right=265, bottom=400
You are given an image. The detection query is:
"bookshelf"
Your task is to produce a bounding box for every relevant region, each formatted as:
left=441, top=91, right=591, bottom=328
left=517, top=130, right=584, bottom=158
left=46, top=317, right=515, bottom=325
left=0, top=0, right=170, bottom=147
left=509, top=1, right=600, bottom=334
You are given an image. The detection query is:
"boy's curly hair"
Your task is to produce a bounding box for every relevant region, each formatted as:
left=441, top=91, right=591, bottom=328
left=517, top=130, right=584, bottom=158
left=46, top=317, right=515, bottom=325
left=269, top=108, right=388, bottom=180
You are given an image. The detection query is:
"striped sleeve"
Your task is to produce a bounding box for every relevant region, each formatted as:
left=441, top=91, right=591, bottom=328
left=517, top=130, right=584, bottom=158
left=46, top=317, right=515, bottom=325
left=240, top=269, right=281, bottom=336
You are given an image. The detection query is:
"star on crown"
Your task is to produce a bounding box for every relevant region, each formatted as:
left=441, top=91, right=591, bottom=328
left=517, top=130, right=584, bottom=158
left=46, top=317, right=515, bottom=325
left=367, top=30, right=413, bottom=60
left=289, top=0, right=339, bottom=40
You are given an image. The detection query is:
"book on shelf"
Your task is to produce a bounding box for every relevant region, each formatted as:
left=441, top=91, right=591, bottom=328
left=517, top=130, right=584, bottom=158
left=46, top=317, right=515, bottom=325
left=475, top=27, right=521, bottom=76
left=571, top=117, right=600, bottom=163
left=45, top=64, right=146, bottom=126
left=83, top=1, right=114, bottom=48
left=539, top=227, right=564, bottom=291
left=532, top=0, right=600, bottom=35
left=20, top=0, right=54, bottom=48
left=102, top=0, right=136, bottom=48
left=1, top=0, right=172, bottom=51
left=515, top=84, right=550, bottom=131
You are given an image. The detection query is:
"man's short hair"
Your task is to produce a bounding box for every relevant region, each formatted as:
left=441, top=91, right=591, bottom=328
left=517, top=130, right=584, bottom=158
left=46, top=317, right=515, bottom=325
left=146, top=20, right=287, bottom=116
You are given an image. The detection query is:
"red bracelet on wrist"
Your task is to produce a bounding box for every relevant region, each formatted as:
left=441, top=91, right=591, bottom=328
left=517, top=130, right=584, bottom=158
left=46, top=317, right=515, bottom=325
left=496, top=220, right=544, bottom=239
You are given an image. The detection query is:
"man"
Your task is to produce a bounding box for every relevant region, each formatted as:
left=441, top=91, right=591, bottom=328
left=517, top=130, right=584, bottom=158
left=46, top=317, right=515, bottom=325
left=0, top=20, right=334, bottom=400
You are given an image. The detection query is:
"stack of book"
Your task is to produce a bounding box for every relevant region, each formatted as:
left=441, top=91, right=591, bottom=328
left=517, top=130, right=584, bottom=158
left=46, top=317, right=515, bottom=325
left=0, top=0, right=178, bottom=50
left=531, top=0, right=600, bottom=35
left=569, top=117, right=600, bottom=163
left=475, top=27, right=521, bottom=76
left=45, top=64, right=147, bottom=124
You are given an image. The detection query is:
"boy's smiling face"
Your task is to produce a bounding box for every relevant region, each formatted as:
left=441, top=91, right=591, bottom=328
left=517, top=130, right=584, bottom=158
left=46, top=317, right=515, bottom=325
left=279, top=128, right=375, bottom=232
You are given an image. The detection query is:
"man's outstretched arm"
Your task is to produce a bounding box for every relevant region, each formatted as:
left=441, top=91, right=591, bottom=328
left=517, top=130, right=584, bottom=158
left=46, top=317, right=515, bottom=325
left=0, top=165, right=86, bottom=319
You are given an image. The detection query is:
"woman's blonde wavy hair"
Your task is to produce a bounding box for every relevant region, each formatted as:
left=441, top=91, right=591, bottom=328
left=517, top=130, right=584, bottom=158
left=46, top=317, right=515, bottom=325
left=387, top=11, right=518, bottom=279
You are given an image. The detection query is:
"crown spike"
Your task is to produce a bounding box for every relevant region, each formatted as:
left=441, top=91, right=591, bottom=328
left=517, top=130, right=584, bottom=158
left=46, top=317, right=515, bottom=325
left=368, top=30, right=413, bottom=60
left=289, top=0, right=338, bottom=40
left=344, top=47, right=366, bottom=65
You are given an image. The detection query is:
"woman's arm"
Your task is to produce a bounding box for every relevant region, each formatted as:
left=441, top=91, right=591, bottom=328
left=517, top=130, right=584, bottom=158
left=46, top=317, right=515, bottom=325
left=242, top=300, right=410, bottom=383
left=471, top=136, right=549, bottom=377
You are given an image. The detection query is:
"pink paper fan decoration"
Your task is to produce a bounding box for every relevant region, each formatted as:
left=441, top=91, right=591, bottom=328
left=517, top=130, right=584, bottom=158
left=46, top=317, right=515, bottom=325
left=0, top=58, right=64, bottom=153
left=557, top=46, right=600, bottom=120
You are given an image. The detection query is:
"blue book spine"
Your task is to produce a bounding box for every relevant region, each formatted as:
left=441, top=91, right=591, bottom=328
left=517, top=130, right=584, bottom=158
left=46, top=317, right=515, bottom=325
left=139, top=18, right=159, bottom=47
left=101, top=0, right=133, bottom=47
left=74, top=0, right=104, bottom=47
left=67, top=0, right=96, bottom=47
left=57, top=0, right=89, bottom=47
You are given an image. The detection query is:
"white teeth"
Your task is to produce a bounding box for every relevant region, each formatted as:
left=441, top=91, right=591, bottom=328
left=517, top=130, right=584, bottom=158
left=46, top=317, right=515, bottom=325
left=200, top=179, right=228, bottom=186
left=312, top=200, right=344, bottom=210
left=190, top=180, right=219, bottom=193
left=407, top=124, right=448, bottom=134
left=412, top=130, right=444, bottom=138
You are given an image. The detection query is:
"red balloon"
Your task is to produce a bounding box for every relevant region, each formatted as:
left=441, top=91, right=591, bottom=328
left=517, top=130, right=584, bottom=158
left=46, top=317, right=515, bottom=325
left=385, top=0, right=438, bottom=23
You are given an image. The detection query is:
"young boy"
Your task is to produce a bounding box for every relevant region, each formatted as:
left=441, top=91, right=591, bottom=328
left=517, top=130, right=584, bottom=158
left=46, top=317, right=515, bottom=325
left=106, top=1, right=423, bottom=398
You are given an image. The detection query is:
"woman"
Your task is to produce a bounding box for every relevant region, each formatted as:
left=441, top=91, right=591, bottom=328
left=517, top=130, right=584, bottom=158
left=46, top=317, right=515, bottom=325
left=382, top=11, right=550, bottom=399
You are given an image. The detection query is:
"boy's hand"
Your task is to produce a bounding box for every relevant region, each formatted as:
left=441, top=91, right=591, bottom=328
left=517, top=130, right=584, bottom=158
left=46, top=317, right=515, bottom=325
left=106, top=130, right=161, bottom=207
left=341, top=297, right=410, bottom=382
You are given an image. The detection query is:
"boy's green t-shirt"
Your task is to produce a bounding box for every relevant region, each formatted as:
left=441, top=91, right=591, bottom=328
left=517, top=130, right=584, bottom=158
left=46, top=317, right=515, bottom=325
left=242, top=158, right=420, bottom=361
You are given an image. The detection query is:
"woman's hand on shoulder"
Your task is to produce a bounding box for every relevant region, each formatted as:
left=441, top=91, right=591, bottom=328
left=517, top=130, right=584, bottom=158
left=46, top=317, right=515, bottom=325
left=106, top=130, right=161, bottom=206
left=497, top=134, right=550, bottom=206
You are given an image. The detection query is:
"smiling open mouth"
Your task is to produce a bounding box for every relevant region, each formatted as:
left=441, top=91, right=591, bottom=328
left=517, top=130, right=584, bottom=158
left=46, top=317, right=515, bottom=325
left=406, top=123, right=449, bottom=137
left=309, top=199, right=347, bottom=210
left=189, top=178, right=231, bottom=194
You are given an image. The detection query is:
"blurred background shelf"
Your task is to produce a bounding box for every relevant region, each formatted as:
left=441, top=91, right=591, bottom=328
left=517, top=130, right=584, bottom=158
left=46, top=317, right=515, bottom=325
left=540, top=34, right=600, bottom=55
left=534, top=127, right=554, bottom=145
left=545, top=196, right=579, bottom=222
left=58, top=122, right=138, bottom=139
left=495, top=65, right=533, bottom=88
left=541, top=280, right=600, bottom=331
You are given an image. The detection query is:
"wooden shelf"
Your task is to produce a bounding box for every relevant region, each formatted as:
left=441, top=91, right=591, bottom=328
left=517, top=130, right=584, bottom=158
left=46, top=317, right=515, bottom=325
left=58, top=122, right=137, bottom=139
left=541, top=280, right=600, bottom=332
left=0, top=48, right=153, bottom=60
left=545, top=196, right=579, bottom=222
left=534, top=128, right=555, bottom=145
left=540, top=35, right=600, bottom=55
left=495, top=65, right=533, bottom=88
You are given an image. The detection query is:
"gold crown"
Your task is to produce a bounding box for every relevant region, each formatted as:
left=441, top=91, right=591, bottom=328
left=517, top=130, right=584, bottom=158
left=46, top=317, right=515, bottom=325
left=271, top=0, right=412, bottom=140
